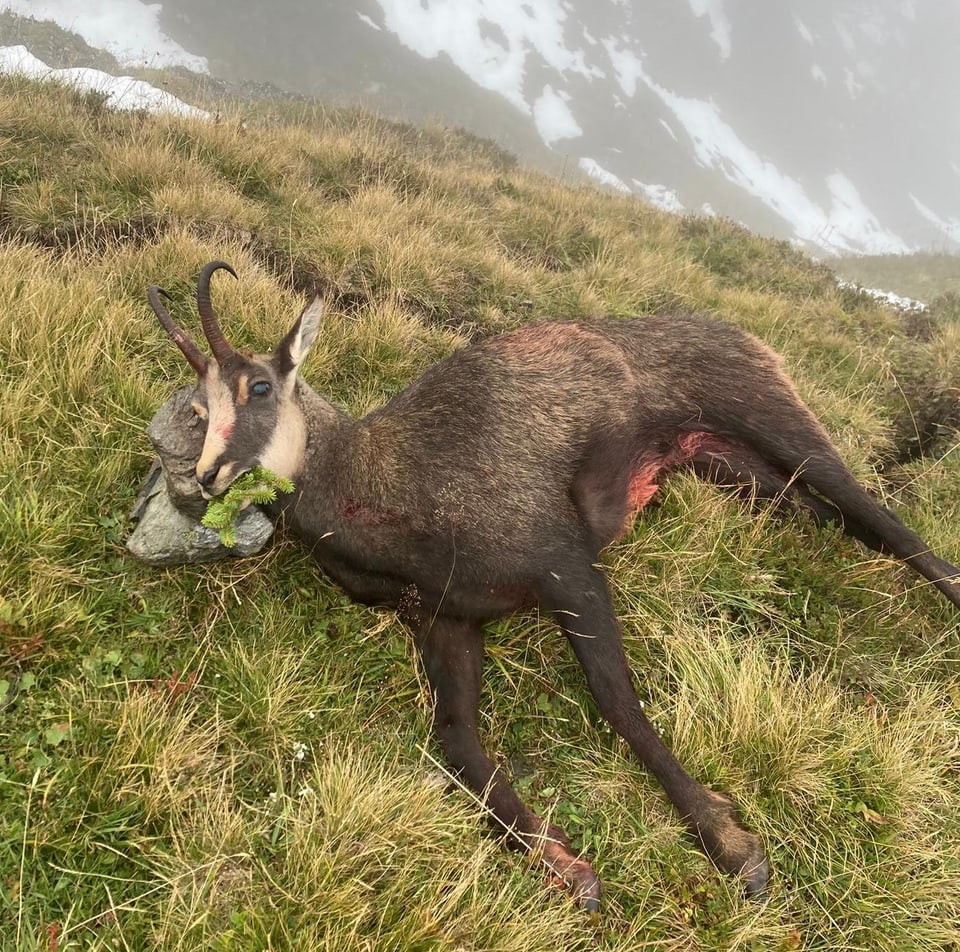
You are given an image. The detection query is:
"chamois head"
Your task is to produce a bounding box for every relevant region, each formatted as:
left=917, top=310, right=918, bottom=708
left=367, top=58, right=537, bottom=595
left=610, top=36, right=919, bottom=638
left=148, top=260, right=323, bottom=497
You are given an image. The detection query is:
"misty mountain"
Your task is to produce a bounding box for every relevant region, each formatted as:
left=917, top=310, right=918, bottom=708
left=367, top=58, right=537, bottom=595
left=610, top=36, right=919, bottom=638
left=148, top=0, right=960, bottom=257
left=7, top=1, right=960, bottom=257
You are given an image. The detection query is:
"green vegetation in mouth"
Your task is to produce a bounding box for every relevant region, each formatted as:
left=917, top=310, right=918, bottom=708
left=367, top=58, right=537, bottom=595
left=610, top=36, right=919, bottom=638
left=200, top=466, right=294, bottom=546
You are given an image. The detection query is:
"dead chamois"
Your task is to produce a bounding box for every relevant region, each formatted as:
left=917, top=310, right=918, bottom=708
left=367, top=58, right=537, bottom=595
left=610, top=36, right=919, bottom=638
left=147, top=261, right=960, bottom=910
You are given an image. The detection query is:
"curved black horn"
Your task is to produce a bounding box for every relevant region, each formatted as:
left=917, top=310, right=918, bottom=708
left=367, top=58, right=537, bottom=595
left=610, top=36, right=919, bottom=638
left=148, top=285, right=208, bottom=376
left=196, top=260, right=239, bottom=365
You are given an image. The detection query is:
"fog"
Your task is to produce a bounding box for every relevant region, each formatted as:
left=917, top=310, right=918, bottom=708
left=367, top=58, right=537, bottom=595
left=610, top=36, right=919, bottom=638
left=4, top=0, right=960, bottom=255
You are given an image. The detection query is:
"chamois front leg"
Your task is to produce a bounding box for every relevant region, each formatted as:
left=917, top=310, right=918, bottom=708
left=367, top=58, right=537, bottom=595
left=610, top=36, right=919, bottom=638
left=414, top=615, right=602, bottom=910
left=540, top=563, right=770, bottom=897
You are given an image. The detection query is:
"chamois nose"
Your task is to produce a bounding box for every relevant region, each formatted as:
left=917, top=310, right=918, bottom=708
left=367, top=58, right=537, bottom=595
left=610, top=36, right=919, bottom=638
left=197, top=466, right=220, bottom=492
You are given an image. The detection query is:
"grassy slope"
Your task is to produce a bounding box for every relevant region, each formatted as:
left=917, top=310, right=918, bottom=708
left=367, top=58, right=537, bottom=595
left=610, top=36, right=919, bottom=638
left=1, top=75, right=959, bottom=951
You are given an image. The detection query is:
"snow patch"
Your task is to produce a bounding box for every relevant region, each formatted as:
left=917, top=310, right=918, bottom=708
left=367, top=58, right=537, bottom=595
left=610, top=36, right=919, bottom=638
left=825, top=173, right=910, bottom=254
left=837, top=280, right=925, bottom=313
left=532, top=84, right=581, bottom=145
left=687, top=0, right=732, bottom=59
left=911, top=194, right=960, bottom=243
left=0, top=45, right=208, bottom=117
left=372, top=0, right=603, bottom=116
left=604, top=40, right=644, bottom=99
left=795, top=17, right=814, bottom=44
left=356, top=12, right=382, bottom=31
left=579, top=157, right=630, bottom=193
left=0, top=0, right=208, bottom=72
left=658, top=118, right=678, bottom=141
left=633, top=181, right=684, bottom=213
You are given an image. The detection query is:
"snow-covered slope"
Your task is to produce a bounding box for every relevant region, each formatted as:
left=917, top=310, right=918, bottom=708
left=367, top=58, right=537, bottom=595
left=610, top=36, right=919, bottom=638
left=2, top=0, right=207, bottom=71
left=3, top=0, right=958, bottom=257
left=360, top=0, right=959, bottom=256
left=0, top=44, right=206, bottom=116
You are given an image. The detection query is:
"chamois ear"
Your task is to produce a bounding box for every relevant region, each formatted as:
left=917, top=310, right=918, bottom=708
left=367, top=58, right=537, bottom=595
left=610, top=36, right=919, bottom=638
left=276, top=296, right=323, bottom=374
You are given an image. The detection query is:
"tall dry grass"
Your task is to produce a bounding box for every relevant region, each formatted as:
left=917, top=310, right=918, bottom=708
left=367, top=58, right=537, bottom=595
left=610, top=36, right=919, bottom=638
left=0, top=74, right=958, bottom=950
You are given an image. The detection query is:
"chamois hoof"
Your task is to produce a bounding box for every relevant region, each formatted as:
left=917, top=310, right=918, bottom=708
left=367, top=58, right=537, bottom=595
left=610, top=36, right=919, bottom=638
left=581, top=895, right=601, bottom=916
left=540, top=834, right=602, bottom=911
left=570, top=865, right=602, bottom=913
left=694, top=790, right=770, bottom=899
left=741, top=849, right=770, bottom=899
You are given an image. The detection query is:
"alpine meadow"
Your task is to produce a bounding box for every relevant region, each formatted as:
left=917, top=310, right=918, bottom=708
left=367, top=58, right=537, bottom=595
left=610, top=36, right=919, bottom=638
left=1, top=73, right=960, bottom=951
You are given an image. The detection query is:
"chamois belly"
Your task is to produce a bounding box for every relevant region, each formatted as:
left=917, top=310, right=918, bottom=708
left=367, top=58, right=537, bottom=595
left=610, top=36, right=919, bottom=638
left=301, top=515, right=536, bottom=623
left=623, top=430, right=733, bottom=515
left=574, top=428, right=744, bottom=548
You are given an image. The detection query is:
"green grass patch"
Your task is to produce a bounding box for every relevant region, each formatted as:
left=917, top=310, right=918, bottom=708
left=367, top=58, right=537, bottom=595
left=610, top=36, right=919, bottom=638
left=0, top=73, right=958, bottom=950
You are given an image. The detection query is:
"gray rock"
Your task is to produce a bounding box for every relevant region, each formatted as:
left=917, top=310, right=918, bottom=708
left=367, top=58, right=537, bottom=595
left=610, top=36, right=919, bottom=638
left=126, top=477, right=275, bottom=566
left=147, top=386, right=208, bottom=518
left=126, top=386, right=276, bottom=566
left=128, top=456, right=163, bottom=524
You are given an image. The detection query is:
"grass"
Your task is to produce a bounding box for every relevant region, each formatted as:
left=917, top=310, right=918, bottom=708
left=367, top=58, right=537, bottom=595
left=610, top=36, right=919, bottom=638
left=0, top=73, right=959, bottom=950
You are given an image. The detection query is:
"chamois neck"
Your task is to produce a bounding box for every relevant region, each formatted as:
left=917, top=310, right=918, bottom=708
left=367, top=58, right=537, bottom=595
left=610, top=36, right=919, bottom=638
left=293, top=379, right=356, bottom=476
left=294, top=378, right=350, bottom=426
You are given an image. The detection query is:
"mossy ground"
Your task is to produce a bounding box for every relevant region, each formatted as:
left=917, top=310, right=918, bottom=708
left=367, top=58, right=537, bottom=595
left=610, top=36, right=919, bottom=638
left=1, top=74, right=959, bottom=950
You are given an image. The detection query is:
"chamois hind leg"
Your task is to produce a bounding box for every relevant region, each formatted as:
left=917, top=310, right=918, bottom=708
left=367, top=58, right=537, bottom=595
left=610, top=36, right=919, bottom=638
left=414, top=615, right=602, bottom=910
left=689, top=444, right=889, bottom=551
left=690, top=441, right=960, bottom=596
left=811, top=467, right=960, bottom=607
left=540, top=562, right=769, bottom=897
left=717, top=387, right=960, bottom=607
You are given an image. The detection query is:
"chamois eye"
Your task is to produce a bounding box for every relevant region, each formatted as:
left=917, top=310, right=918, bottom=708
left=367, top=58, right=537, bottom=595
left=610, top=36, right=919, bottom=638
left=251, top=381, right=272, bottom=397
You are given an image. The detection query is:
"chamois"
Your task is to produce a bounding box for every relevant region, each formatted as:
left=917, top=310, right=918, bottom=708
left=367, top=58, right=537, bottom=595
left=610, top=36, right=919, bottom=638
left=148, top=260, right=960, bottom=910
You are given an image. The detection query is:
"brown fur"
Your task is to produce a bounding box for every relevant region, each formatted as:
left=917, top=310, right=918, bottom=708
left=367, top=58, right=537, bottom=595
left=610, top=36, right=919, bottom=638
left=149, top=263, right=960, bottom=911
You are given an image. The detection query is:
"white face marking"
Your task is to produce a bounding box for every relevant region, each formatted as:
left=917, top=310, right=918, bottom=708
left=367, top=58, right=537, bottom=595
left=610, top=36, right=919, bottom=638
left=258, top=375, right=306, bottom=481
left=236, top=373, right=249, bottom=406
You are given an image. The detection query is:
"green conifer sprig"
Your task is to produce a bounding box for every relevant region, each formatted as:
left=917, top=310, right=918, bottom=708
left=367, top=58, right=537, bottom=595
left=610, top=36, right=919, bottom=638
left=200, top=467, right=294, bottom=547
